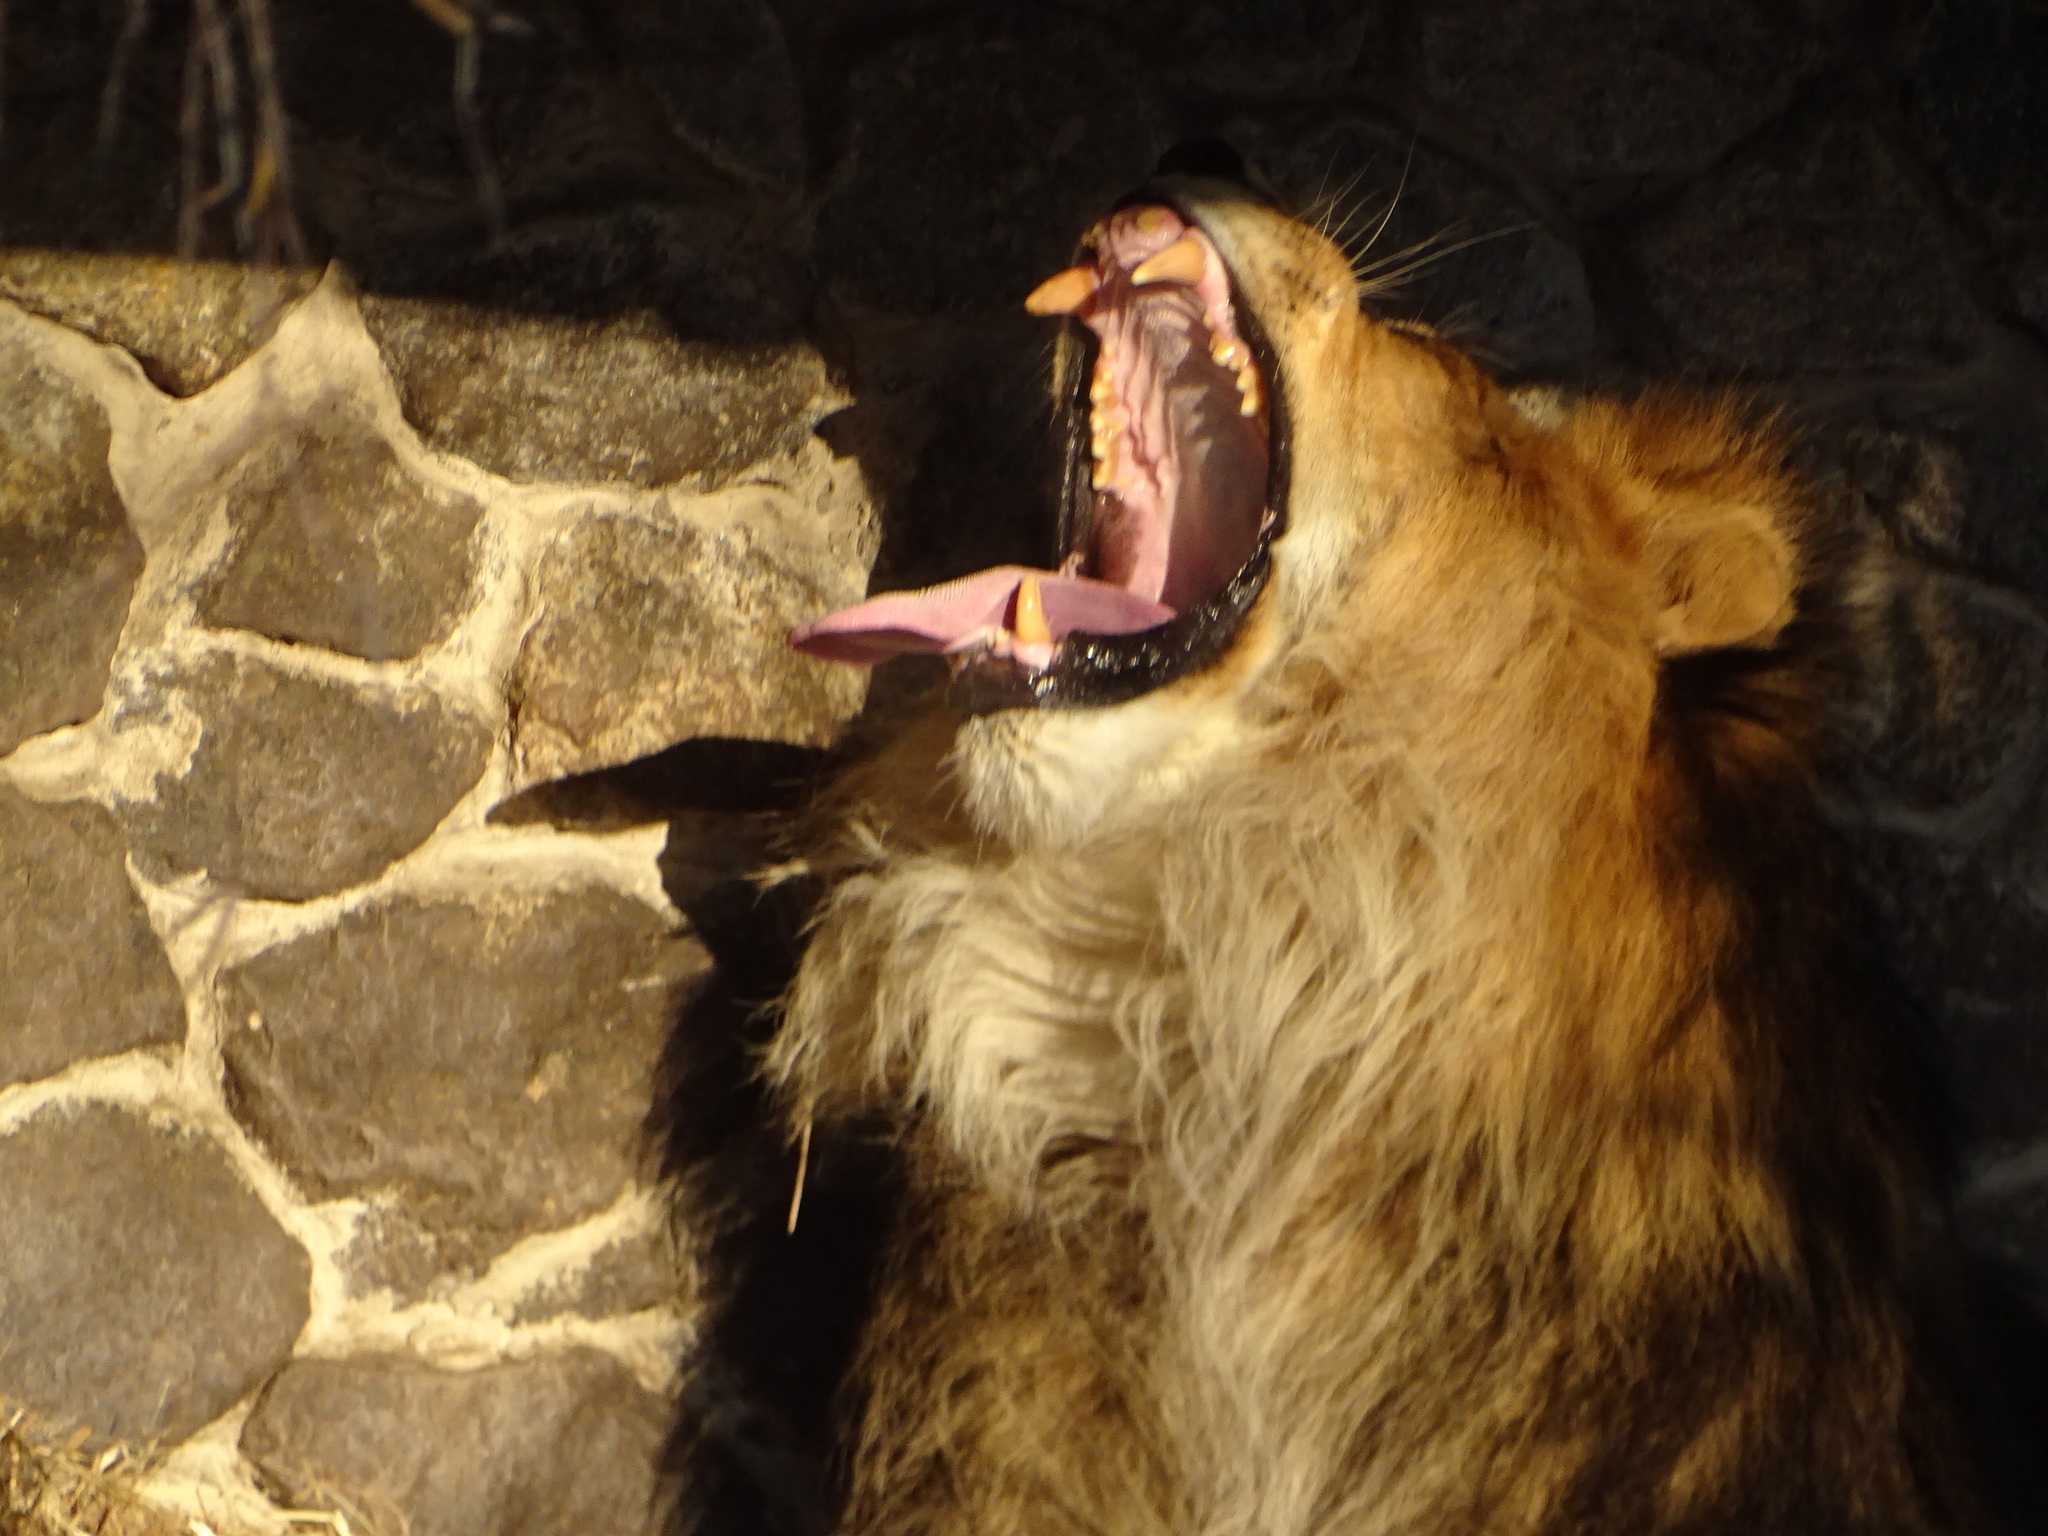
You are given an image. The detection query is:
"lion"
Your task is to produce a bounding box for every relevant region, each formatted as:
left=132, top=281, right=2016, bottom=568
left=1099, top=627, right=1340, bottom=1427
left=754, top=170, right=2018, bottom=1536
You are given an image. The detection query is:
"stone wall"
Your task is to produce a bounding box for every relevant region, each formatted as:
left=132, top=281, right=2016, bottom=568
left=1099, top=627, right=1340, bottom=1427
left=0, top=263, right=875, bottom=1534
left=2, top=2, right=2047, bottom=1534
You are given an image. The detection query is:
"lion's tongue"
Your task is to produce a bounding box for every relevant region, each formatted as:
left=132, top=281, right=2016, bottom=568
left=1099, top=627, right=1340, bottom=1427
left=789, top=566, right=1173, bottom=665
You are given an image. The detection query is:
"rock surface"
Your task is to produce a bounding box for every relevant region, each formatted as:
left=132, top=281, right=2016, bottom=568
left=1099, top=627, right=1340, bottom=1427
left=118, top=653, right=492, bottom=901
left=361, top=301, right=830, bottom=490
left=196, top=406, right=483, bottom=660
left=1414, top=0, right=1813, bottom=184
left=0, top=1105, right=310, bottom=1447
left=241, top=1351, right=672, bottom=1536
left=510, top=509, right=865, bottom=784
left=0, top=329, right=142, bottom=756
left=0, top=787, right=185, bottom=1088
left=219, top=888, right=705, bottom=1287
left=0, top=254, right=317, bottom=397
left=1636, top=116, right=1981, bottom=374
left=1834, top=555, right=2048, bottom=833
left=508, top=1223, right=686, bottom=1327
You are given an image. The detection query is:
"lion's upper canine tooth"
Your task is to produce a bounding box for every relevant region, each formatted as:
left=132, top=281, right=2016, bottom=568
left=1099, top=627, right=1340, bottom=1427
left=1026, top=266, right=1100, bottom=316
left=1237, top=367, right=1264, bottom=419
left=1012, top=574, right=1053, bottom=647
left=1129, top=233, right=1206, bottom=288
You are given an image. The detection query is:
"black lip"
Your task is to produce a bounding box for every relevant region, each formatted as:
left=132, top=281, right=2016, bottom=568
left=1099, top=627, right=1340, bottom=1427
left=953, top=197, right=1290, bottom=719
left=948, top=521, right=1276, bottom=715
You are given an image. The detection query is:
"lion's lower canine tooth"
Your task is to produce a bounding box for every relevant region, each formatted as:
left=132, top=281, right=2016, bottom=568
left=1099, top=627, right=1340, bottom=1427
left=1130, top=233, right=1206, bottom=287
left=1025, top=267, right=1100, bottom=315
left=1013, top=574, right=1052, bottom=647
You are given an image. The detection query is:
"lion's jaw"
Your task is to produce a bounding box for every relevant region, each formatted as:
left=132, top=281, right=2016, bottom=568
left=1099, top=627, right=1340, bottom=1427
left=804, top=181, right=1796, bottom=857
left=948, top=629, right=1266, bottom=847
left=945, top=188, right=1446, bottom=850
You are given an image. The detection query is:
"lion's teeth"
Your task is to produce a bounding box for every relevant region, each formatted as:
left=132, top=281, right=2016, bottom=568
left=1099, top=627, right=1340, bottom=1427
left=1090, top=368, right=1113, bottom=405
left=1091, top=396, right=1126, bottom=475
left=1025, top=266, right=1100, bottom=316
left=1092, top=439, right=1116, bottom=488
left=1237, top=366, right=1263, bottom=418
left=1012, top=574, right=1052, bottom=647
left=1210, top=336, right=1245, bottom=369
left=1129, top=233, right=1206, bottom=288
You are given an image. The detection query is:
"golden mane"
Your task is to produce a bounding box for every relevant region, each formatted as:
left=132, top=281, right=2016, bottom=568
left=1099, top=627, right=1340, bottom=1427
left=763, top=186, right=1998, bottom=1536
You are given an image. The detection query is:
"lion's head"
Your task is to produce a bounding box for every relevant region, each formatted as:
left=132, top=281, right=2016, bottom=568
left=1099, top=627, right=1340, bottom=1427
left=793, top=179, right=1806, bottom=850
left=770, top=176, right=2005, bottom=1536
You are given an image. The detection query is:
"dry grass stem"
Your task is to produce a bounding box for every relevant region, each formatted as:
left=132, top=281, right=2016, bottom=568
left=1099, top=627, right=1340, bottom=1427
left=1, top=1404, right=181, bottom=1536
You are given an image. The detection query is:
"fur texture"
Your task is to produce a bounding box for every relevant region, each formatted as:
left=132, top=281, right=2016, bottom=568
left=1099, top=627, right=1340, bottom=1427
left=764, top=186, right=2006, bottom=1536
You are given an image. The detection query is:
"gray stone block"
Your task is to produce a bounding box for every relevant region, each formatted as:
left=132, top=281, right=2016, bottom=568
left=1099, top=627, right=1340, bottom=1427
left=0, top=786, right=185, bottom=1089
left=1807, top=359, right=2048, bottom=601
left=359, top=299, right=825, bottom=491
left=509, top=1224, right=685, bottom=1327
left=0, top=254, right=316, bottom=397
left=0, top=329, right=143, bottom=756
left=0, top=1104, right=310, bottom=1447
left=195, top=406, right=482, bottom=661
left=1415, top=0, right=1812, bottom=185
left=241, top=1350, right=673, bottom=1536
left=119, top=653, right=491, bottom=902
left=1637, top=116, right=1982, bottom=374
left=509, top=512, right=864, bottom=785
left=1835, top=561, right=2048, bottom=832
left=1850, top=837, right=2048, bottom=1158
left=1963, top=1164, right=2048, bottom=1278
left=220, top=888, right=706, bottom=1288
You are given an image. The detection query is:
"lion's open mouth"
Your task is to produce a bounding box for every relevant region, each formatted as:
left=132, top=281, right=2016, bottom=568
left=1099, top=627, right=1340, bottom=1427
left=790, top=202, right=1279, bottom=712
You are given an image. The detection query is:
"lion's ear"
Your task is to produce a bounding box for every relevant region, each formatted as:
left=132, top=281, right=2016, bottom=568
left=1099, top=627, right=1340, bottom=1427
left=1559, top=397, right=1802, bottom=656
left=1636, top=492, right=1798, bottom=656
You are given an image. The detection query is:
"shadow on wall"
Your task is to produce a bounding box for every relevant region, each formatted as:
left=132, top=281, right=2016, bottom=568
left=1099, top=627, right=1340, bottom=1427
left=496, top=728, right=903, bottom=1536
